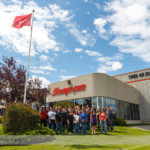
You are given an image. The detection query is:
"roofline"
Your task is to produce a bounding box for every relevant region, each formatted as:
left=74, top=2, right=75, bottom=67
left=125, top=78, right=150, bottom=84
left=113, top=68, right=150, bottom=77
left=48, top=72, right=107, bottom=85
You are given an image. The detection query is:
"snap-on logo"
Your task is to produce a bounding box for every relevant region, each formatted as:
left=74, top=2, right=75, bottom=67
left=52, top=84, right=86, bottom=96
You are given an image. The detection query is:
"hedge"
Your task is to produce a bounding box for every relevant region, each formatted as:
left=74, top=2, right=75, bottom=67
left=0, top=116, right=3, bottom=123
left=3, top=103, right=41, bottom=132
left=114, top=115, right=126, bottom=126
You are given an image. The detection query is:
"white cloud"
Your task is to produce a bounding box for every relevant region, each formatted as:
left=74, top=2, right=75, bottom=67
left=95, top=3, right=101, bottom=10
left=84, top=0, right=88, bottom=2
left=62, top=50, right=71, bottom=53
left=74, top=48, right=83, bottom=53
left=97, top=61, right=123, bottom=73
left=66, top=23, right=96, bottom=47
left=85, top=50, right=102, bottom=56
left=97, top=53, right=123, bottom=62
left=82, top=30, right=87, bottom=34
left=94, top=18, right=107, bottom=39
left=94, top=0, right=150, bottom=62
left=30, top=63, right=57, bottom=71
left=40, top=55, right=50, bottom=61
left=96, top=53, right=123, bottom=73
left=84, top=48, right=122, bottom=73
left=32, top=75, right=51, bottom=88
left=30, top=70, right=45, bottom=74
left=59, top=75, right=76, bottom=81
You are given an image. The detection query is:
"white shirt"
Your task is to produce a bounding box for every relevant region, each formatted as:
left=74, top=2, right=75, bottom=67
left=74, top=114, right=80, bottom=123
left=48, top=111, right=56, bottom=120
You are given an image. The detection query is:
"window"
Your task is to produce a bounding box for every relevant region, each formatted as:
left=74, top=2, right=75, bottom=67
left=92, top=97, right=97, bottom=109
left=98, top=97, right=102, bottom=108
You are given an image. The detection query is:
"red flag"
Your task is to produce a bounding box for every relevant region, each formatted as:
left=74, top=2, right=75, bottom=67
left=12, top=13, right=32, bottom=29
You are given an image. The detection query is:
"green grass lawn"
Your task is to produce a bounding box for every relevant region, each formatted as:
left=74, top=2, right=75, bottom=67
left=0, top=126, right=150, bottom=150
left=1, top=144, right=150, bottom=150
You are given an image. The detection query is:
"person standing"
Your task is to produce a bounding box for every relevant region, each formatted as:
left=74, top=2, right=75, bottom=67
left=45, top=107, right=49, bottom=127
left=74, top=110, right=80, bottom=135
left=80, top=109, right=87, bottom=135
left=55, top=109, right=63, bottom=134
left=48, top=108, right=56, bottom=131
left=106, top=106, right=110, bottom=131
left=108, top=106, right=114, bottom=132
left=55, top=107, right=58, bottom=113
left=67, top=109, right=74, bottom=135
left=78, top=107, right=82, bottom=133
left=40, top=107, right=47, bottom=127
left=100, top=108, right=107, bottom=135
left=86, top=107, right=90, bottom=131
left=90, top=108, right=97, bottom=134
left=62, top=108, right=68, bottom=132
left=97, top=106, right=101, bottom=131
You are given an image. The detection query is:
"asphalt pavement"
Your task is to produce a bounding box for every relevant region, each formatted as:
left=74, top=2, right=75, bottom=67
left=131, top=125, right=150, bottom=130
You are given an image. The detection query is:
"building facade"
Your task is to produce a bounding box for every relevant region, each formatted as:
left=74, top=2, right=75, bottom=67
left=47, top=73, right=140, bottom=121
left=114, top=68, right=150, bottom=122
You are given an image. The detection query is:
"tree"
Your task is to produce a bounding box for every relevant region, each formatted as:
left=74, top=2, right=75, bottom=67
left=0, top=56, right=48, bottom=106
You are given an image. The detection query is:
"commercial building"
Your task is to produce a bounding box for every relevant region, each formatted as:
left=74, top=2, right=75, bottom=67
left=46, top=73, right=141, bottom=122
left=114, top=68, right=150, bottom=122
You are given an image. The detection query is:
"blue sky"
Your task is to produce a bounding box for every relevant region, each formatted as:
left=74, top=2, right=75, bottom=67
left=0, top=0, right=150, bottom=86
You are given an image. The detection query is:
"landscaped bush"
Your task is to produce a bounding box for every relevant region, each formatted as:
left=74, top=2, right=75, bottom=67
left=54, top=101, right=76, bottom=108
left=3, top=103, right=41, bottom=132
left=114, top=115, right=126, bottom=126
left=0, top=116, right=3, bottom=123
left=24, top=127, right=55, bottom=135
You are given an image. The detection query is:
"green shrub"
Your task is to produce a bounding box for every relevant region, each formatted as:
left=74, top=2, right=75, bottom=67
left=0, top=116, right=3, bottom=123
left=114, top=115, right=126, bottom=126
left=3, top=103, right=41, bottom=132
left=5, top=126, right=55, bottom=135
left=54, top=101, right=76, bottom=108
left=25, top=127, right=55, bottom=135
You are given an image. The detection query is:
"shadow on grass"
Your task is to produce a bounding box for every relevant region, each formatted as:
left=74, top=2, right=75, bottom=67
left=112, top=131, right=127, bottom=134
left=67, top=145, right=126, bottom=149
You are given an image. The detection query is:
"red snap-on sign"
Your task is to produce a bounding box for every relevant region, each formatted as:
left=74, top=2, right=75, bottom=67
left=52, top=84, right=86, bottom=96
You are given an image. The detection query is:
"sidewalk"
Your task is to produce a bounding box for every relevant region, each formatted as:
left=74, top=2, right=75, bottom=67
left=131, top=125, right=150, bottom=131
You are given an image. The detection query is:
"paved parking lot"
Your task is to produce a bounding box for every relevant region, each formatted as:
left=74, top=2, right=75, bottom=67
left=132, top=125, right=150, bottom=131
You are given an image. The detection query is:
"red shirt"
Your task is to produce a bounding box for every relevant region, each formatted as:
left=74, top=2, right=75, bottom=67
left=40, top=111, right=47, bottom=120
left=100, top=112, right=107, bottom=121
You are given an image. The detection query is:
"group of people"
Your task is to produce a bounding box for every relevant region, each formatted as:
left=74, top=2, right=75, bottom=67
left=40, top=105, right=114, bottom=135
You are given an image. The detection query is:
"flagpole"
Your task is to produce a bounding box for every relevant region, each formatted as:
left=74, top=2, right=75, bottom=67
left=23, top=10, right=35, bottom=104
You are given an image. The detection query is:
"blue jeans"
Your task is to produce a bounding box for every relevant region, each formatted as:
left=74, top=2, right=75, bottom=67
left=82, top=123, right=87, bottom=134
left=101, top=121, right=107, bottom=134
left=107, top=120, right=113, bottom=131
left=46, top=118, right=49, bottom=128
left=56, top=122, right=62, bottom=134
left=74, top=123, right=79, bottom=134
left=79, top=121, right=82, bottom=132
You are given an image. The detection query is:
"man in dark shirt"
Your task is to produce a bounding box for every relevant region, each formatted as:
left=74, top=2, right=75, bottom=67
left=106, top=106, right=110, bottom=131
left=62, top=108, right=68, bottom=132
left=109, top=106, right=114, bottom=132
left=107, top=106, right=114, bottom=132
left=55, top=109, right=63, bottom=134
left=86, top=108, right=90, bottom=131
left=67, top=109, right=74, bottom=134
